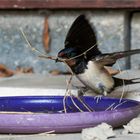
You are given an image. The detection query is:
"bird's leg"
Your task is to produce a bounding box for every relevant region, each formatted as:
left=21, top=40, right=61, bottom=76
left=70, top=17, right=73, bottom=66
left=78, top=86, right=89, bottom=96
left=94, top=83, right=107, bottom=103
left=98, top=83, right=108, bottom=96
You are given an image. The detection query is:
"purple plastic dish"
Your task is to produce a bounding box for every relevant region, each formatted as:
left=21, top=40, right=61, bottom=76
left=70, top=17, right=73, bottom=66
left=0, top=96, right=139, bottom=134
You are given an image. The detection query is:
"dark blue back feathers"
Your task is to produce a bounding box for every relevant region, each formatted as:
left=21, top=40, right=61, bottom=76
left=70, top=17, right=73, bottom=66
left=65, top=15, right=101, bottom=60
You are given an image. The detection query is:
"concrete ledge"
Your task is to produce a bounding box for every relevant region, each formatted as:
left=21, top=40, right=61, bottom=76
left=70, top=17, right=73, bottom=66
left=0, top=70, right=140, bottom=101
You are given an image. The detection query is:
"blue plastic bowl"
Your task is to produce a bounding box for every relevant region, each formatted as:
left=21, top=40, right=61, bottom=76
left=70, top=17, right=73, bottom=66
left=0, top=96, right=139, bottom=133
left=0, top=96, right=139, bottom=113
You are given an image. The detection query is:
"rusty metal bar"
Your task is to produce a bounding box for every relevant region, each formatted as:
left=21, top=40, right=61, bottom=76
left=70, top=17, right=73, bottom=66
left=124, top=12, right=133, bottom=69
left=0, top=0, right=140, bottom=9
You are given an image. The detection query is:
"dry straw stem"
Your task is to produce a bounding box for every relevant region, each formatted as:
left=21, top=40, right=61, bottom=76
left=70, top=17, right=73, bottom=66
left=71, top=94, right=94, bottom=112
left=65, top=75, right=93, bottom=112
left=105, top=100, right=127, bottom=111
left=20, top=28, right=84, bottom=113
left=105, top=103, right=116, bottom=111
left=0, top=111, right=34, bottom=114
left=67, top=25, right=123, bottom=61
left=20, top=28, right=58, bottom=61
left=116, top=62, right=125, bottom=103
left=37, top=130, right=55, bottom=135
left=63, top=75, right=85, bottom=113
left=70, top=95, right=84, bottom=112
left=20, top=25, right=123, bottom=62
left=20, top=25, right=127, bottom=112
left=112, top=100, right=127, bottom=110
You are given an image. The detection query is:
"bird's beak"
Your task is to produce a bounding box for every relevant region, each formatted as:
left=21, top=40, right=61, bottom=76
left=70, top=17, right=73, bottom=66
left=55, top=57, right=62, bottom=63
left=55, top=58, right=59, bottom=63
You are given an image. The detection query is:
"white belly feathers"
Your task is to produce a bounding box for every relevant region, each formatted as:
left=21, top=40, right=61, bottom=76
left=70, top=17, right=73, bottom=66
left=76, top=61, right=114, bottom=94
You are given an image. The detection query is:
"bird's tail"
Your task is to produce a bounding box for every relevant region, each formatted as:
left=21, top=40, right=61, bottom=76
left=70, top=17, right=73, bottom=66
left=113, top=77, right=140, bottom=88
left=95, top=49, right=140, bottom=67
left=112, top=49, right=140, bottom=59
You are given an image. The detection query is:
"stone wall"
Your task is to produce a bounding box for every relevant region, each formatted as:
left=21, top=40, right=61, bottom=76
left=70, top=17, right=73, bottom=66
left=0, top=10, right=139, bottom=74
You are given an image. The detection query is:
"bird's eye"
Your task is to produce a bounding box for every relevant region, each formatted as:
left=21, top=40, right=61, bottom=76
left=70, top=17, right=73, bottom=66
left=58, top=52, right=65, bottom=58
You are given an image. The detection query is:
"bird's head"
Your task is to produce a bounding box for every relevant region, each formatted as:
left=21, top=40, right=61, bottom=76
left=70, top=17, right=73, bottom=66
left=56, top=47, right=78, bottom=67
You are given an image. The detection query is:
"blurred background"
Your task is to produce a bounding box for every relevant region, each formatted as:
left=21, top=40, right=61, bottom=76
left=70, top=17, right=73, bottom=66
left=0, top=0, right=140, bottom=77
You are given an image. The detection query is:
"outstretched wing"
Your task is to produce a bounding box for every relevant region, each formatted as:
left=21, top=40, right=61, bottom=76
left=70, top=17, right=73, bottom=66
left=65, top=15, right=101, bottom=60
left=94, top=49, right=140, bottom=67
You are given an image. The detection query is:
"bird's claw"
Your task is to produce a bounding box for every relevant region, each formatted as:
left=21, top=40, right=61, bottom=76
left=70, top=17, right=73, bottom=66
left=103, top=91, right=107, bottom=96
left=94, top=95, right=102, bottom=103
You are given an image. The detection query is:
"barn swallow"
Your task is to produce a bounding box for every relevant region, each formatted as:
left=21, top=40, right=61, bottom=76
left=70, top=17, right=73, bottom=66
left=57, top=15, right=140, bottom=95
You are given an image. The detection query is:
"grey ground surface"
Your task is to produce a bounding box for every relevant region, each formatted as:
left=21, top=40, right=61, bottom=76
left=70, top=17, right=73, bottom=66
left=0, top=70, right=139, bottom=101
left=0, top=132, right=139, bottom=140
left=0, top=70, right=139, bottom=139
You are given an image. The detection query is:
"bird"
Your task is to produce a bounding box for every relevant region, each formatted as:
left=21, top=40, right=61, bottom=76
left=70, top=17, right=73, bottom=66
left=57, top=15, right=140, bottom=96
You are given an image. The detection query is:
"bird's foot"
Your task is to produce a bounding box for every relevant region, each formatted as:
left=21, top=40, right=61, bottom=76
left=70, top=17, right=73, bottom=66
left=97, top=83, right=108, bottom=96
left=73, top=85, right=89, bottom=96
left=78, top=87, right=89, bottom=96
left=94, top=95, right=102, bottom=103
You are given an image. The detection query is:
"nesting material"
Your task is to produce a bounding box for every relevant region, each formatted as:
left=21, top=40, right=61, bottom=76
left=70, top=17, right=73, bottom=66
left=81, top=123, right=115, bottom=140
left=123, top=117, right=140, bottom=134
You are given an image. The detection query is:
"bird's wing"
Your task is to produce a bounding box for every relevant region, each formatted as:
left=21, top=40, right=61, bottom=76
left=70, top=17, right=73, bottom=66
left=104, top=66, right=120, bottom=76
left=65, top=15, right=101, bottom=60
left=94, top=49, right=140, bottom=67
